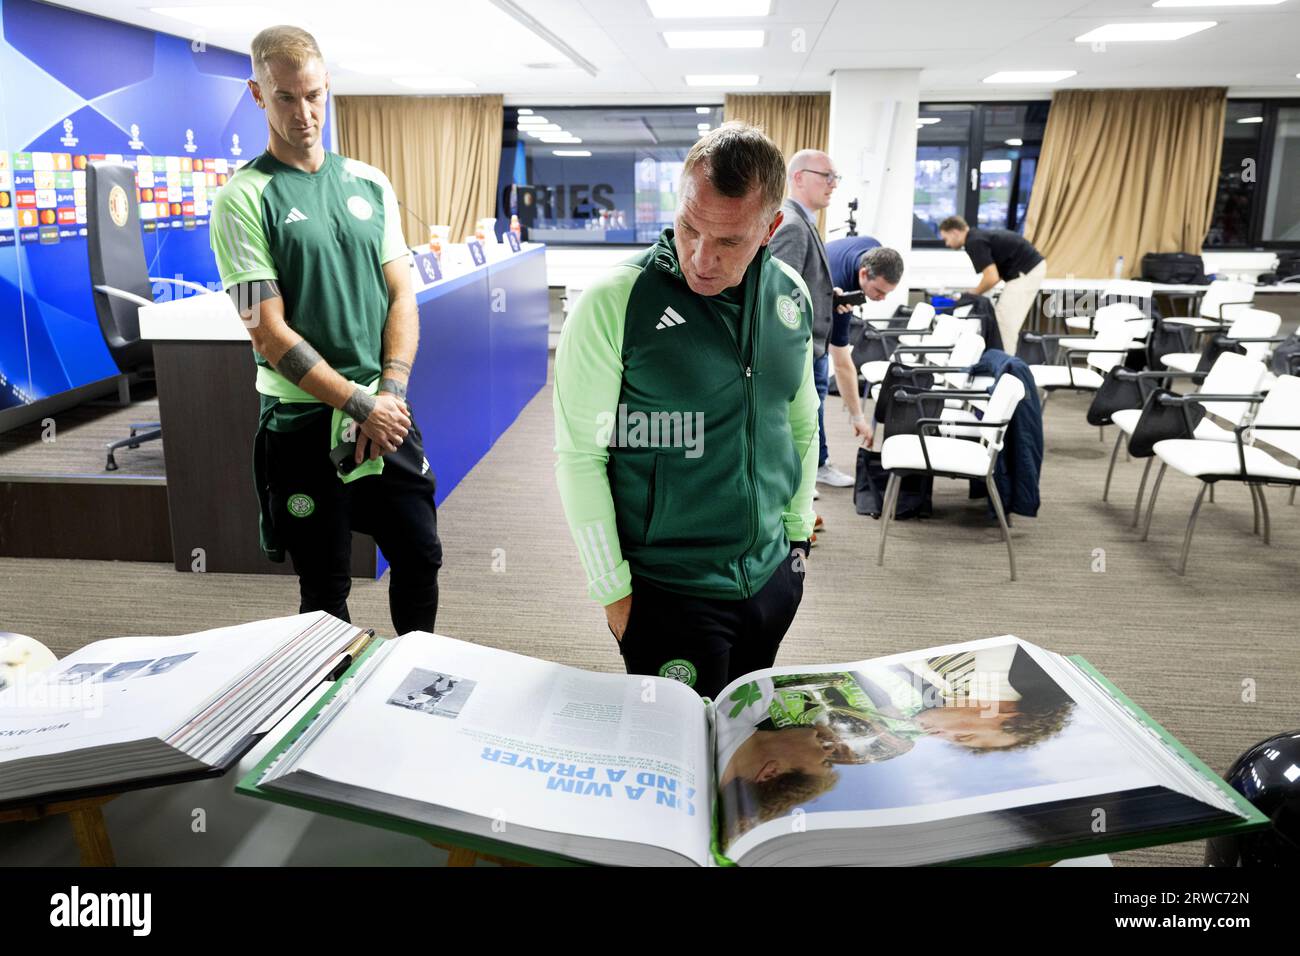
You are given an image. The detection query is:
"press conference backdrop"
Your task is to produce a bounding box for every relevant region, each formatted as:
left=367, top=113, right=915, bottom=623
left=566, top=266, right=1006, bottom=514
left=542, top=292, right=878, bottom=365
left=0, top=0, right=330, bottom=415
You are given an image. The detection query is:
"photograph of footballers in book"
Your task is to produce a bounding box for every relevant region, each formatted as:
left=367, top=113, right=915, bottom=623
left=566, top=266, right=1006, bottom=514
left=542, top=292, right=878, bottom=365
left=386, top=668, right=475, bottom=719
left=714, top=641, right=1111, bottom=851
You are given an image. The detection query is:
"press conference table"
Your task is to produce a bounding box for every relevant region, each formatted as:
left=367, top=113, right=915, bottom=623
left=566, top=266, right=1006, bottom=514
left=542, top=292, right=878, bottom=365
left=139, top=242, right=548, bottom=576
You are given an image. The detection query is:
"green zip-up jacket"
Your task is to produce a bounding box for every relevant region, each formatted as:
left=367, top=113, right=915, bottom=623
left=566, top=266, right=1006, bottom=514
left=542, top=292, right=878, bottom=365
left=554, top=228, right=819, bottom=605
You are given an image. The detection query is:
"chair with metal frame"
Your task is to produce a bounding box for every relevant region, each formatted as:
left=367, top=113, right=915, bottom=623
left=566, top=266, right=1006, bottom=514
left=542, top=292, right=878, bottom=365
left=859, top=308, right=950, bottom=388
left=1101, top=353, right=1269, bottom=522
left=866, top=300, right=936, bottom=336
left=1159, top=308, right=1282, bottom=374
left=877, top=373, right=1026, bottom=581
left=868, top=331, right=995, bottom=442
left=1161, top=279, right=1255, bottom=335
left=1025, top=322, right=1133, bottom=408
left=1140, top=375, right=1300, bottom=575
left=867, top=328, right=988, bottom=399
left=1056, top=302, right=1153, bottom=355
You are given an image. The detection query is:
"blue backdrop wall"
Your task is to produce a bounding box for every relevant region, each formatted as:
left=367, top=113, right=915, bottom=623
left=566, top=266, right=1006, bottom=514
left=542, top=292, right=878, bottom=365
left=0, top=0, right=329, bottom=412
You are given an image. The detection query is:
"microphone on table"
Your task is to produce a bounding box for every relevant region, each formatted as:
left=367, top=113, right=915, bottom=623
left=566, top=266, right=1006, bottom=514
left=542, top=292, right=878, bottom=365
left=397, top=198, right=436, bottom=239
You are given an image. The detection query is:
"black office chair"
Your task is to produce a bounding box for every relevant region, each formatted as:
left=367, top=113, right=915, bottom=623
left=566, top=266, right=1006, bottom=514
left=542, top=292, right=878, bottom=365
left=86, top=162, right=213, bottom=470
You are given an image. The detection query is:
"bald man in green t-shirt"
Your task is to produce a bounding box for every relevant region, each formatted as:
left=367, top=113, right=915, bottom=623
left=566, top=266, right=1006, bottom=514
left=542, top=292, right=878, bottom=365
left=209, top=25, right=441, bottom=634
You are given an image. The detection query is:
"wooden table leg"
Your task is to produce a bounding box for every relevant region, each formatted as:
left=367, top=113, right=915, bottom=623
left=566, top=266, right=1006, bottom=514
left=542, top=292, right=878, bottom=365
left=427, top=838, right=533, bottom=867
left=68, top=804, right=116, bottom=867
left=444, top=845, right=479, bottom=867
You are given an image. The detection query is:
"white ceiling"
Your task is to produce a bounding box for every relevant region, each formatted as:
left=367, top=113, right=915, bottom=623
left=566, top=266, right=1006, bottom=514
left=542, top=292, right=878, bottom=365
left=45, top=0, right=1300, bottom=100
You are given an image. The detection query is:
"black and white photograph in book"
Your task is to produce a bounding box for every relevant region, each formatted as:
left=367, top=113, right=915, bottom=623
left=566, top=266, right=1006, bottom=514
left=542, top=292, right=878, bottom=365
left=387, top=669, right=475, bottom=719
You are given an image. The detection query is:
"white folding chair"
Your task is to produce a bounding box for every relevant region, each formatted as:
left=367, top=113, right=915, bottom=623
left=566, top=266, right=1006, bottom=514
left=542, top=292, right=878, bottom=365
left=1065, top=281, right=1155, bottom=333
left=877, top=374, right=1027, bottom=581
left=1028, top=322, right=1133, bottom=402
left=868, top=300, right=935, bottom=334
left=1103, top=353, right=1268, bottom=526
left=1058, top=302, right=1152, bottom=354
left=1159, top=308, right=1283, bottom=373
left=868, top=328, right=987, bottom=402
left=1163, top=279, right=1255, bottom=333
left=861, top=313, right=961, bottom=390
left=1141, top=375, right=1300, bottom=574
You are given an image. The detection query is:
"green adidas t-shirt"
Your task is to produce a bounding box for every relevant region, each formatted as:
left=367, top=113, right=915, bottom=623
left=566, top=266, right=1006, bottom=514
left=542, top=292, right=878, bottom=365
left=209, top=150, right=410, bottom=430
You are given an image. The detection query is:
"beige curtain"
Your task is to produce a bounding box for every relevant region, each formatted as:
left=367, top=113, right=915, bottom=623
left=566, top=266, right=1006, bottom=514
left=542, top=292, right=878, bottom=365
left=724, top=93, right=831, bottom=234
left=1022, top=88, right=1226, bottom=278
left=336, top=94, right=503, bottom=247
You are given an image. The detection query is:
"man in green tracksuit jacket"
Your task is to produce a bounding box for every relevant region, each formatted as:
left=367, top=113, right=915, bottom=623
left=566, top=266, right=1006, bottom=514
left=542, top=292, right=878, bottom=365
left=554, top=123, right=819, bottom=699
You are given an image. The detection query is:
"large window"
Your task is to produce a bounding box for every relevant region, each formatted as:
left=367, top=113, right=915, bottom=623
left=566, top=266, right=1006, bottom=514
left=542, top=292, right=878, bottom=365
left=496, top=106, right=723, bottom=245
left=1206, top=101, right=1263, bottom=248
left=1261, top=106, right=1300, bottom=243
left=1205, top=99, right=1299, bottom=249
left=913, top=102, right=1048, bottom=245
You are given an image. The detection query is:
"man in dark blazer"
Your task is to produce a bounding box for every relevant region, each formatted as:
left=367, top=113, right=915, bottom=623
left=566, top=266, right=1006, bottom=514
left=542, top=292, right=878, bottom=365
left=768, top=149, right=856, bottom=489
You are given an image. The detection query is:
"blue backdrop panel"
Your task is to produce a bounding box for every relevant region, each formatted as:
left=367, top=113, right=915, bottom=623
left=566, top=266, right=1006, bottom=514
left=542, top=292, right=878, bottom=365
left=488, top=247, right=548, bottom=438
left=0, top=0, right=329, bottom=409
left=379, top=249, right=549, bottom=579
left=411, top=270, right=494, bottom=507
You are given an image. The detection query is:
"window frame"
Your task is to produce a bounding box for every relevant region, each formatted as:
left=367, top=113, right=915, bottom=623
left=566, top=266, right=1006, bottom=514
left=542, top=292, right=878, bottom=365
left=912, top=100, right=1050, bottom=249
left=500, top=103, right=723, bottom=249
left=1225, top=97, right=1300, bottom=251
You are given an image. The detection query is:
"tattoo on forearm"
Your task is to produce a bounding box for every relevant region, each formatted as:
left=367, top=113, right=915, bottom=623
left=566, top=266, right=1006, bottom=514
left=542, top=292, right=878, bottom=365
left=379, top=377, right=408, bottom=399
left=343, top=387, right=376, bottom=424
left=382, top=358, right=413, bottom=375
left=275, top=340, right=325, bottom=386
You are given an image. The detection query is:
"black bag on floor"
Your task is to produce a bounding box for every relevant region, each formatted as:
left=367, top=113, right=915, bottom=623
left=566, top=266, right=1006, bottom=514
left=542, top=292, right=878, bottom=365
left=854, top=447, right=933, bottom=519
left=1141, top=252, right=1209, bottom=285
left=855, top=365, right=939, bottom=519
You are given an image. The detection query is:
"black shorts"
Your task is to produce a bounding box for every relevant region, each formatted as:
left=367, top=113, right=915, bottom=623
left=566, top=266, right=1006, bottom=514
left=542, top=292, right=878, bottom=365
left=615, top=550, right=806, bottom=700
left=265, top=409, right=443, bottom=635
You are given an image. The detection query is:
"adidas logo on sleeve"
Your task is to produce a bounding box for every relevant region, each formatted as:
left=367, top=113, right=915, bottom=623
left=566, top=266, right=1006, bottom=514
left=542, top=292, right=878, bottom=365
left=655, top=306, right=686, bottom=330
left=283, top=207, right=309, bottom=224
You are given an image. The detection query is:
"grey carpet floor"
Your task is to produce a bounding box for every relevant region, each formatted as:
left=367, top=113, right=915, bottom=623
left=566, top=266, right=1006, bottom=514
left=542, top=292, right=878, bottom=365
left=2, top=366, right=1297, bottom=867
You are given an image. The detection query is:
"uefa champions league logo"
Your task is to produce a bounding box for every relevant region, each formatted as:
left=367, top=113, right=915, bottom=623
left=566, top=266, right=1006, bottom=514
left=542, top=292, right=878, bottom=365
left=60, top=118, right=78, bottom=148
left=183, top=129, right=198, bottom=153
left=230, top=133, right=242, bottom=156
left=128, top=123, right=144, bottom=150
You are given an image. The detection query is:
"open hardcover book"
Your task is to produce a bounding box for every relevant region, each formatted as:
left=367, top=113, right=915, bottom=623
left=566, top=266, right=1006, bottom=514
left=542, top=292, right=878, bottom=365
left=244, top=627, right=1264, bottom=866
left=0, top=612, right=369, bottom=808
